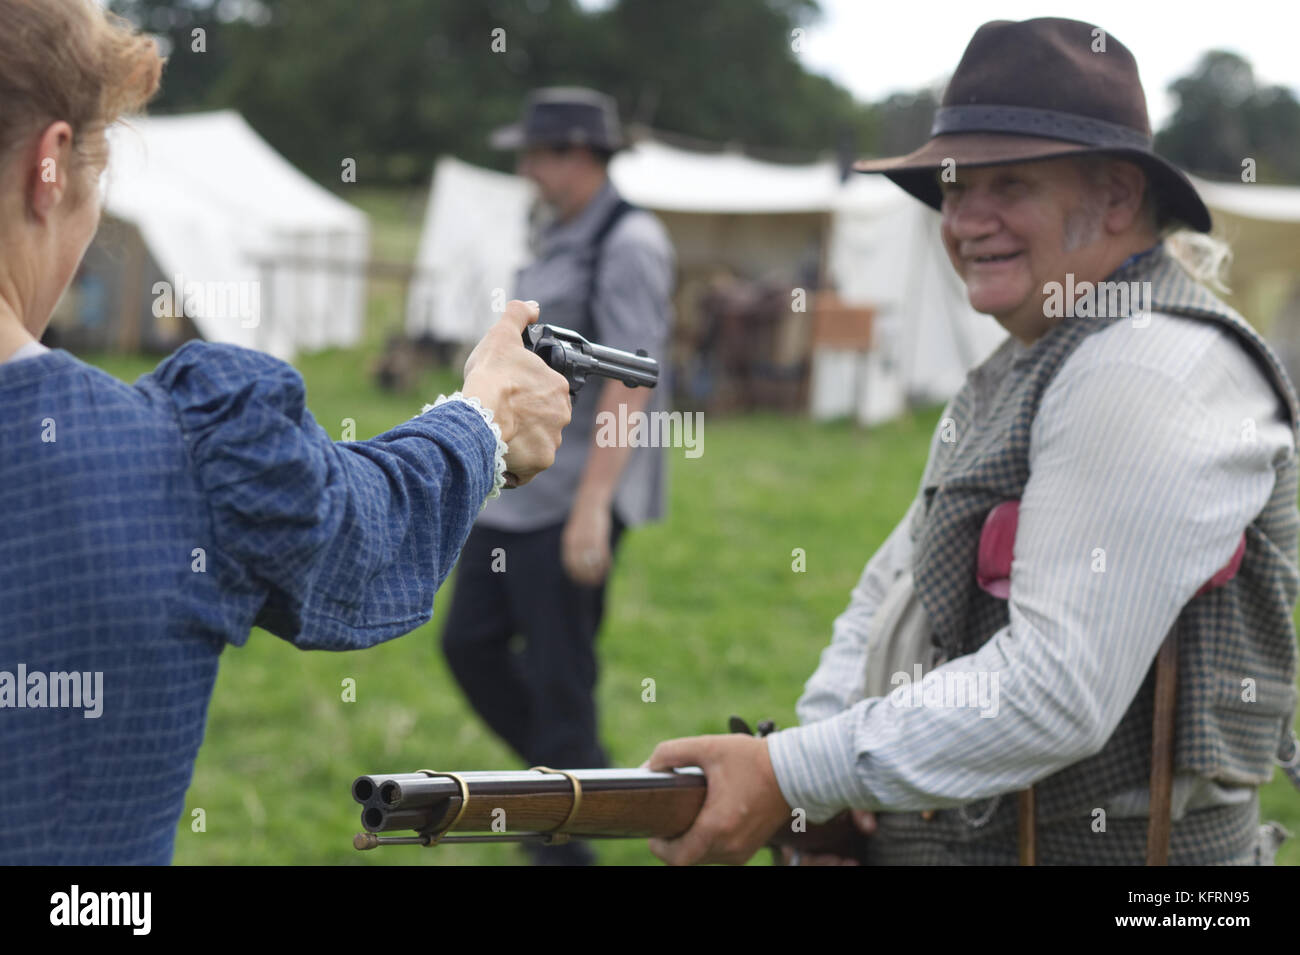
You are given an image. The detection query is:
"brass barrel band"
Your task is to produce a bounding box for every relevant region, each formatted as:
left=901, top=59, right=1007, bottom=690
left=414, top=769, right=470, bottom=846
left=529, top=766, right=583, bottom=835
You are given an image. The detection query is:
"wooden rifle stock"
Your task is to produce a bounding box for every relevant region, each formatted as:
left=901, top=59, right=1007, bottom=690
left=353, top=715, right=870, bottom=862
left=351, top=765, right=867, bottom=860
left=352, top=768, right=707, bottom=848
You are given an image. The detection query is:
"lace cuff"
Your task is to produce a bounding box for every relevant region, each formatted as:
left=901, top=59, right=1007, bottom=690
left=419, top=392, right=508, bottom=508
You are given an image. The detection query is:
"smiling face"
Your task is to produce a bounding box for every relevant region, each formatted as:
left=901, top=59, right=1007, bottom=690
left=938, top=157, right=1138, bottom=344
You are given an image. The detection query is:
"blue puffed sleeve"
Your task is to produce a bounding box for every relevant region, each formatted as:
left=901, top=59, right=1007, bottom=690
left=148, top=341, right=496, bottom=649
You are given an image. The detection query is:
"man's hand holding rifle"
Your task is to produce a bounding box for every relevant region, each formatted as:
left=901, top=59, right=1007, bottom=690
left=643, top=734, right=790, bottom=865
left=350, top=717, right=875, bottom=865
left=645, top=735, right=880, bottom=866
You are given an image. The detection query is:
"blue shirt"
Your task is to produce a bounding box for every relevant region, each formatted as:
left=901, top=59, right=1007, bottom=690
left=0, top=342, right=495, bottom=863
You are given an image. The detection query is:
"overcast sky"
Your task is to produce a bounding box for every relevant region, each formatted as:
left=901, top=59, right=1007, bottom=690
left=580, top=0, right=1300, bottom=130
left=801, top=0, right=1300, bottom=127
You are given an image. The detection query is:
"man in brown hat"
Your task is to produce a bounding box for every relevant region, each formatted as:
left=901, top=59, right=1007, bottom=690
left=645, top=17, right=1300, bottom=865
left=441, top=88, right=675, bottom=865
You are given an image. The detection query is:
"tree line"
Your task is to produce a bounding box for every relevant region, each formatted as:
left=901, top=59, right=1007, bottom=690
left=108, top=0, right=1300, bottom=186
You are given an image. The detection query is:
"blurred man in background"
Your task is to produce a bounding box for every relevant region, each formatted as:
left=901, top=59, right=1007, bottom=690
left=441, top=87, right=676, bottom=865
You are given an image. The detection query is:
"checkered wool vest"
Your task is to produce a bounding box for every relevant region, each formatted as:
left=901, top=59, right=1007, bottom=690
left=911, top=243, right=1300, bottom=824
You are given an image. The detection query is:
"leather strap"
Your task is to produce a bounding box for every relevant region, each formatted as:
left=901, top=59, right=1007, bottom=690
left=1017, top=625, right=1179, bottom=866
left=1146, top=628, right=1178, bottom=864
left=583, top=198, right=635, bottom=333
left=1017, top=788, right=1036, bottom=865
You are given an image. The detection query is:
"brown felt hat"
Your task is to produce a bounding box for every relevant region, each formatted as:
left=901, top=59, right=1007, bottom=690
left=856, top=17, right=1212, bottom=233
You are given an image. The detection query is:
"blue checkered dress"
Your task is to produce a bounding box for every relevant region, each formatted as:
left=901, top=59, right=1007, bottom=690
left=0, top=342, right=495, bottom=863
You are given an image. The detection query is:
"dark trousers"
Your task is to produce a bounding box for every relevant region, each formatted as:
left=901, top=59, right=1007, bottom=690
left=441, top=517, right=625, bottom=770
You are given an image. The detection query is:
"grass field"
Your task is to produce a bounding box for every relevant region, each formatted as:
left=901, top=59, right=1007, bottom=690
left=75, top=187, right=1300, bottom=866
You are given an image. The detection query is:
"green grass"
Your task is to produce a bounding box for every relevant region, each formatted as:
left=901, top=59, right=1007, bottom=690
left=73, top=187, right=1300, bottom=866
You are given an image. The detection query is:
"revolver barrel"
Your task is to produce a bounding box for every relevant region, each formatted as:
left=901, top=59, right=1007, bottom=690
left=523, top=323, right=659, bottom=394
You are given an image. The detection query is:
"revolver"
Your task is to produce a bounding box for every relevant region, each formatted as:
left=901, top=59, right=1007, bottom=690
left=522, top=323, right=659, bottom=396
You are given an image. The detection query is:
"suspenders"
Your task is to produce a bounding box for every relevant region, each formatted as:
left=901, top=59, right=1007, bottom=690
left=582, top=198, right=635, bottom=335
left=1017, top=629, right=1178, bottom=865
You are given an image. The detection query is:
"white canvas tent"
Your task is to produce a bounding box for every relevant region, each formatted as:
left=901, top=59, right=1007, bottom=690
left=610, top=139, right=841, bottom=213
left=102, top=110, right=370, bottom=359
left=1186, top=175, right=1300, bottom=393
left=406, top=157, right=535, bottom=345
left=407, top=140, right=1002, bottom=423
left=1187, top=175, right=1300, bottom=319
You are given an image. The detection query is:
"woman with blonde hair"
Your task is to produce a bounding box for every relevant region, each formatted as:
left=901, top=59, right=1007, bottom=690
left=0, top=0, right=569, bottom=863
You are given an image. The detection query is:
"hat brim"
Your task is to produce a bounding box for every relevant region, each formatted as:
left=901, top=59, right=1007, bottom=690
left=856, top=132, right=1212, bottom=233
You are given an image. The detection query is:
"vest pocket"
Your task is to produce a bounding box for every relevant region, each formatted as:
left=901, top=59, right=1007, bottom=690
left=1212, top=672, right=1297, bottom=779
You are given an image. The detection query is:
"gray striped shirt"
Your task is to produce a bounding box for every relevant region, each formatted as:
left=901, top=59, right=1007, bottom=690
left=476, top=181, right=675, bottom=532
left=767, top=310, right=1295, bottom=824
